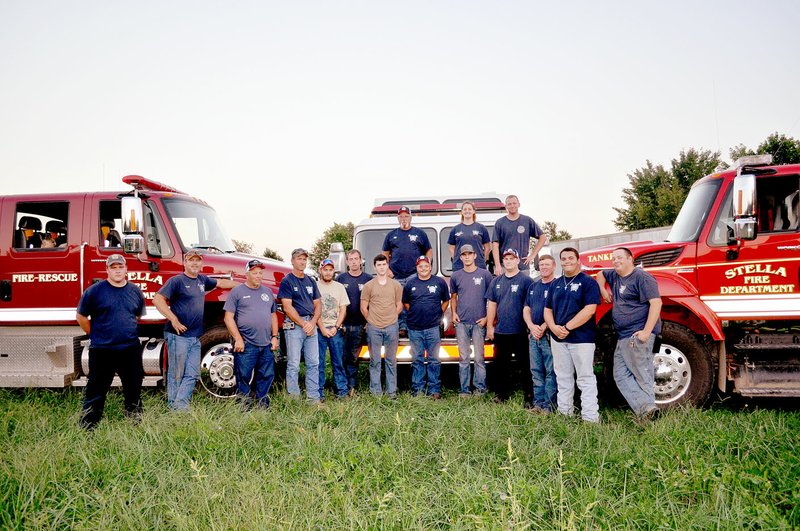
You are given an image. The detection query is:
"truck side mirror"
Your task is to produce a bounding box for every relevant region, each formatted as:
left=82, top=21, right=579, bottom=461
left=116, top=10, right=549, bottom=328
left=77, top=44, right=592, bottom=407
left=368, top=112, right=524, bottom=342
left=329, top=242, right=346, bottom=273
left=121, top=195, right=146, bottom=254
left=732, top=173, right=757, bottom=241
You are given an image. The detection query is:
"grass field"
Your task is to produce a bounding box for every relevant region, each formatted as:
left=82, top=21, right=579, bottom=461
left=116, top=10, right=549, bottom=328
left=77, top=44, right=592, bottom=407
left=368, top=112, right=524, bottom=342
left=1, top=383, right=798, bottom=529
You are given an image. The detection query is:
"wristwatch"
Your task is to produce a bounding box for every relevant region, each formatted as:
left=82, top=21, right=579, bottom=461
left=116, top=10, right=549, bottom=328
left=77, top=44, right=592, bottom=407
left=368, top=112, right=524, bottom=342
left=564, top=324, right=572, bottom=332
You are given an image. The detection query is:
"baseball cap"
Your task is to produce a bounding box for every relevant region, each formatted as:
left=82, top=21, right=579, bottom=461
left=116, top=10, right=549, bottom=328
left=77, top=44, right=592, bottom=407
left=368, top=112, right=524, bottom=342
left=320, top=258, right=334, bottom=269
left=291, top=248, right=309, bottom=258
left=397, top=206, right=411, bottom=215
left=502, top=248, right=520, bottom=258
left=459, top=244, right=476, bottom=255
left=184, top=249, right=203, bottom=260
left=106, top=254, right=126, bottom=267
left=246, top=259, right=266, bottom=271
left=416, top=255, right=430, bottom=265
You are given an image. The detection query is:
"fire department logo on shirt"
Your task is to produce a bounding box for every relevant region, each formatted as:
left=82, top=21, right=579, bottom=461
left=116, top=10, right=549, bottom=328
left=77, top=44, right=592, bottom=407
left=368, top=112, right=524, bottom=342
left=516, top=226, right=525, bottom=234
left=455, top=231, right=464, bottom=237
left=428, top=285, right=437, bottom=293
left=619, top=285, right=627, bottom=295
left=196, top=281, right=204, bottom=291
left=261, top=293, right=269, bottom=302
left=358, top=284, right=365, bottom=291
left=571, top=283, right=580, bottom=292
left=473, top=277, right=483, bottom=286
left=544, top=290, right=548, bottom=299
left=305, top=286, right=313, bottom=294
left=511, top=284, right=519, bottom=293
left=409, top=234, right=418, bottom=242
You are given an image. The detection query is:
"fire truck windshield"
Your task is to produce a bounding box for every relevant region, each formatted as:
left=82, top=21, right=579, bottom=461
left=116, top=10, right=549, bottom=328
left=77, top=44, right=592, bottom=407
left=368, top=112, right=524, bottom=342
left=163, top=199, right=236, bottom=253
left=666, top=179, right=722, bottom=242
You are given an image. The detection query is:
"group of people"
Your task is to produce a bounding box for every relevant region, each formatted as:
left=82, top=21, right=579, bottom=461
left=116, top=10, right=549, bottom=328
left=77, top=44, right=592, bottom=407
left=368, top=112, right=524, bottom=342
left=75, top=195, right=662, bottom=429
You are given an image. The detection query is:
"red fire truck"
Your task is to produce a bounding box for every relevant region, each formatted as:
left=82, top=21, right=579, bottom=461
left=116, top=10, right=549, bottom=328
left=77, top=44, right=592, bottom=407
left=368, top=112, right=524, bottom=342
left=0, top=175, right=291, bottom=397
left=582, top=155, right=800, bottom=406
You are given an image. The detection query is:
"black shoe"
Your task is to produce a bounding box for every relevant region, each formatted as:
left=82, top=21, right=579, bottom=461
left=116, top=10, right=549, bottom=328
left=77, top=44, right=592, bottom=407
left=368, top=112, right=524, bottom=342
left=430, top=393, right=441, bottom=400
left=523, top=401, right=534, bottom=410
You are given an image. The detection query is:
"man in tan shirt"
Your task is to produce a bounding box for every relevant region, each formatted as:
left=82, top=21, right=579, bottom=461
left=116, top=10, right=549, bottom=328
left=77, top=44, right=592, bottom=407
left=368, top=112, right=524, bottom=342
left=360, top=254, right=403, bottom=398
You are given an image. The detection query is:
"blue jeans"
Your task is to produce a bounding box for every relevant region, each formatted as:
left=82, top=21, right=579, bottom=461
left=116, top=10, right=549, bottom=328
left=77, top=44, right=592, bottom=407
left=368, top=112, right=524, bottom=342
left=318, top=327, right=348, bottom=399
left=529, top=334, right=557, bottom=411
left=165, top=332, right=201, bottom=410
left=285, top=323, right=320, bottom=402
left=395, top=275, right=412, bottom=331
left=613, top=334, right=656, bottom=416
left=341, top=324, right=365, bottom=390
left=233, top=342, right=275, bottom=407
left=408, top=326, right=442, bottom=395
left=366, top=322, right=398, bottom=397
left=551, top=340, right=599, bottom=422
left=455, top=322, right=486, bottom=394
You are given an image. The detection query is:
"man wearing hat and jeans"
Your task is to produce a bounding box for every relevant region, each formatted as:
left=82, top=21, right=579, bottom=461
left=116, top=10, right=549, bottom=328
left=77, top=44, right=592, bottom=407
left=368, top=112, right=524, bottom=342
left=382, top=206, right=432, bottom=332
left=224, top=259, right=279, bottom=409
left=403, top=254, right=450, bottom=398
left=450, top=244, right=493, bottom=396
left=278, top=248, right=322, bottom=402
left=76, top=254, right=146, bottom=429
left=316, top=258, right=350, bottom=400
left=155, top=249, right=237, bottom=410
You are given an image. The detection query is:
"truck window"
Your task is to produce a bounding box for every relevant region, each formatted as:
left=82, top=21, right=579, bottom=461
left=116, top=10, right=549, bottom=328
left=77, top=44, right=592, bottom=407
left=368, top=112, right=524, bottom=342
left=13, top=202, right=69, bottom=250
left=163, top=198, right=234, bottom=253
left=143, top=202, right=173, bottom=257
left=99, top=201, right=123, bottom=248
left=354, top=228, right=437, bottom=276
left=667, top=180, right=722, bottom=243
left=98, top=200, right=173, bottom=256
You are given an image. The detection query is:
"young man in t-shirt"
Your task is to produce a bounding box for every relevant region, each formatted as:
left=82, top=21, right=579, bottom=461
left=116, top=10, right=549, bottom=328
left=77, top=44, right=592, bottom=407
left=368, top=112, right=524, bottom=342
left=223, top=260, right=279, bottom=410
left=491, top=195, right=549, bottom=276
left=403, top=255, right=450, bottom=398
left=486, top=249, right=535, bottom=405
left=450, top=244, right=493, bottom=396
left=316, top=258, right=350, bottom=400
left=76, top=254, right=146, bottom=430
left=597, top=247, right=663, bottom=422
left=336, top=249, right=373, bottom=395
left=154, top=249, right=237, bottom=411
left=360, top=254, right=403, bottom=398
left=278, top=248, right=322, bottom=403
left=522, top=254, right=558, bottom=413
left=544, top=247, right=601, bottom=423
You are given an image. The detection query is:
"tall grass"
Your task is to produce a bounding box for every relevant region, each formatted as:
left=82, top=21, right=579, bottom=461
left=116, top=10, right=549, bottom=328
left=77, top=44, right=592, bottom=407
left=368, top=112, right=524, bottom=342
left=1, top=387, right=798, bottom=529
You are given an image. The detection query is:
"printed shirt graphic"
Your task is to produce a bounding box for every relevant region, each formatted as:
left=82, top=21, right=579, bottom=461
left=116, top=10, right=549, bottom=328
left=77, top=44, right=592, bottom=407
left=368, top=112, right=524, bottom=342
left=487, top=272, right=533, bottom=334
left=492, top=215, right=543, bottom=270
left=158, top=273, right=218, bottom=337
left=603, top=268, right=661, bottom=339
left=336, top=271, right=373, bottom=325
left=524, top=278, right=554, bottom=326
left=224, top=284, right=276, bottom=346
left=402, top=275, right=450, bottom=330
left=317, top=280, right=350, bottom=328
left=451, top=267, right=493, bottom=323
left=278, top=273, right=320, bottom=317
left=382, top=227, right=432, bottom=278
left=447, top=222, right=491, bottom=271
left=544, top=272, right=601, bottom=343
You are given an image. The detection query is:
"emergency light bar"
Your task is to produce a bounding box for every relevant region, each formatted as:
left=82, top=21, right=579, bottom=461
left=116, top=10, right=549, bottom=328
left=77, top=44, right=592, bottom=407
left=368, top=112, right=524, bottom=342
left=371, top=200, right=506, bottom=217
left=123, top=175, right=188, bottom=195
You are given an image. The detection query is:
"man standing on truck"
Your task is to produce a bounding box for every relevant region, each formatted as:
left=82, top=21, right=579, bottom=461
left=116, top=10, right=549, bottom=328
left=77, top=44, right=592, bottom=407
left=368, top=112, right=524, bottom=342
left=223, top=260, right=280, bottom=410
left=450, top=244, right=493, bottom=396
left=317, top=258, right=350, bottom=400
left=404, top=255, right=450, bottom=398
left=76, top=254, right=146, bottom=430
left=491, top=195, right=548, bottom=276
left=360, top=254, right=403, bottom=398
left=382, top=206, right=432, bottom=332
left=523, top=254, right=558, bottom=413
left=336, top=249, right=373, bottom=396
left=544, top=247, right=601, bottom=423
left=486, top=249, right=534, bottom=406
left=596, top=247, right=662, bottom=422
left=278, top=248, right=322, bottom=403
left=154, top=249, right=237, bottom=411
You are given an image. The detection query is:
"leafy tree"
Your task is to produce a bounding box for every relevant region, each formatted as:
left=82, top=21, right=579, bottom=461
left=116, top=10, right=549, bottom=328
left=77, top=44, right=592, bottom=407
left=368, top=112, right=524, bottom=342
left=309, top=222, right=354, bottom=269
left=613, top=149, right=724, bottom=231
left=729, top=133, right=800, bottom=165
left=542, top=220, right=572, bottom=242
left=262, top=247, right=284, bottom=262
left=232, top=239, right=253, bottom=254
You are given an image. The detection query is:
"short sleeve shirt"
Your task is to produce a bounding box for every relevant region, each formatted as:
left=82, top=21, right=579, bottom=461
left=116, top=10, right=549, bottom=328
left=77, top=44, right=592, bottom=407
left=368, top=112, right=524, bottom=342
left=487, top=272, right=534, bottom=334
left=447, top=222, right=491, bottom=270
left=492, top=215, right=544, bottom=271
left=224, top=284, right=276, bottom=346
left=277, top=273, right=320, bottom=317
left=336, top=271, right=373, bottom=326
left=402, top=275, right=450, bottom=330
left=77, top=281, right=145, bottom=350
left=524, top=278, right=554, bottom=326
left=603, top=268, right=662, bottom=338
left=361, top=278, right=403, bottom=328
left=545, top=272, right=601, bottom=343
left=158, top=273, right=218, bottom=337
left=317, top=280, right=350, bottom=328
left=450, top=268, right=493, bottom=323
left=382, top=227, right=431, bottom=278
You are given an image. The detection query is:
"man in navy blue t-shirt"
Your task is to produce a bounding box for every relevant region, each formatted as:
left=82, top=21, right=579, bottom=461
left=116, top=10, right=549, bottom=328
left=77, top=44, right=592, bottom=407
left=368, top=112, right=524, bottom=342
left=383, top=206, right=432, bottom=331
left=76, top=254, right=146, bottom=430
left=403, top=255, right=450, bottom=398
left=335, top=249, right=373, bottom=395
left=544, top=247, right=601, bottom=423
left=491, top=195, right=549, bottom=275
left=522, top=254, right=558, bottom=412
left=154, top=249, right=237, bottom=410
left=597, top=247, right=662, bottom=422
left=486, top=248, right=534, bottom=405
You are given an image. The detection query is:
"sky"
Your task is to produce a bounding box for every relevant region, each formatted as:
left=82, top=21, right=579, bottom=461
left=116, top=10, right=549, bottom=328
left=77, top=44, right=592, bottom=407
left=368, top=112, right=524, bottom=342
left=2, top=1, right=799, bottom=260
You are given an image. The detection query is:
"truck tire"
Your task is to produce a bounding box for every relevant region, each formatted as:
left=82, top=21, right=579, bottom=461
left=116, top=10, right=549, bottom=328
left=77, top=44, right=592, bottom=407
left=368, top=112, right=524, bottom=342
left=655, top=322, right=714, bottom=407
left=199, top=325, right=238, bottom=398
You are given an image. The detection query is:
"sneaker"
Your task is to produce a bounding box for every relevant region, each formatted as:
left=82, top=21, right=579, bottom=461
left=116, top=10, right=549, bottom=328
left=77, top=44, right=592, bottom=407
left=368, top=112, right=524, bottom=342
left=523, top=401, right=534, bottom=410
left=529, top=405, right=550, bottom=415
left=387, top=394, right=398, bottom=400
left=458, top=392, right=471, bottom=398
left=635, top=407, right=660, bottom=426
left=430, top=393, right=442, bottom=400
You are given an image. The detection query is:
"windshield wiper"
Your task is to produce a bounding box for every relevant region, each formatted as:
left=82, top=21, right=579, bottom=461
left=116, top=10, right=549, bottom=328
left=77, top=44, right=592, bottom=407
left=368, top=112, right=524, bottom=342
left=191, top=245, right=228, bottom=254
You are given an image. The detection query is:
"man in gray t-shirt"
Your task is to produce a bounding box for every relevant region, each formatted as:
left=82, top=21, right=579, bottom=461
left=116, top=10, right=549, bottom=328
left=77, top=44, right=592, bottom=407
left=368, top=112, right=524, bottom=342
left=224, top=260, right=279, bottom=409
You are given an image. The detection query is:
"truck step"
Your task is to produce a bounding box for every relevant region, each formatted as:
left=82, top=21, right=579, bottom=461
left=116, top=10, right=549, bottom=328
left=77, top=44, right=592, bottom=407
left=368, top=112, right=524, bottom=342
left=71, top=376, right=163, bottom=388
left=0, top=371, right=75, bottom=387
